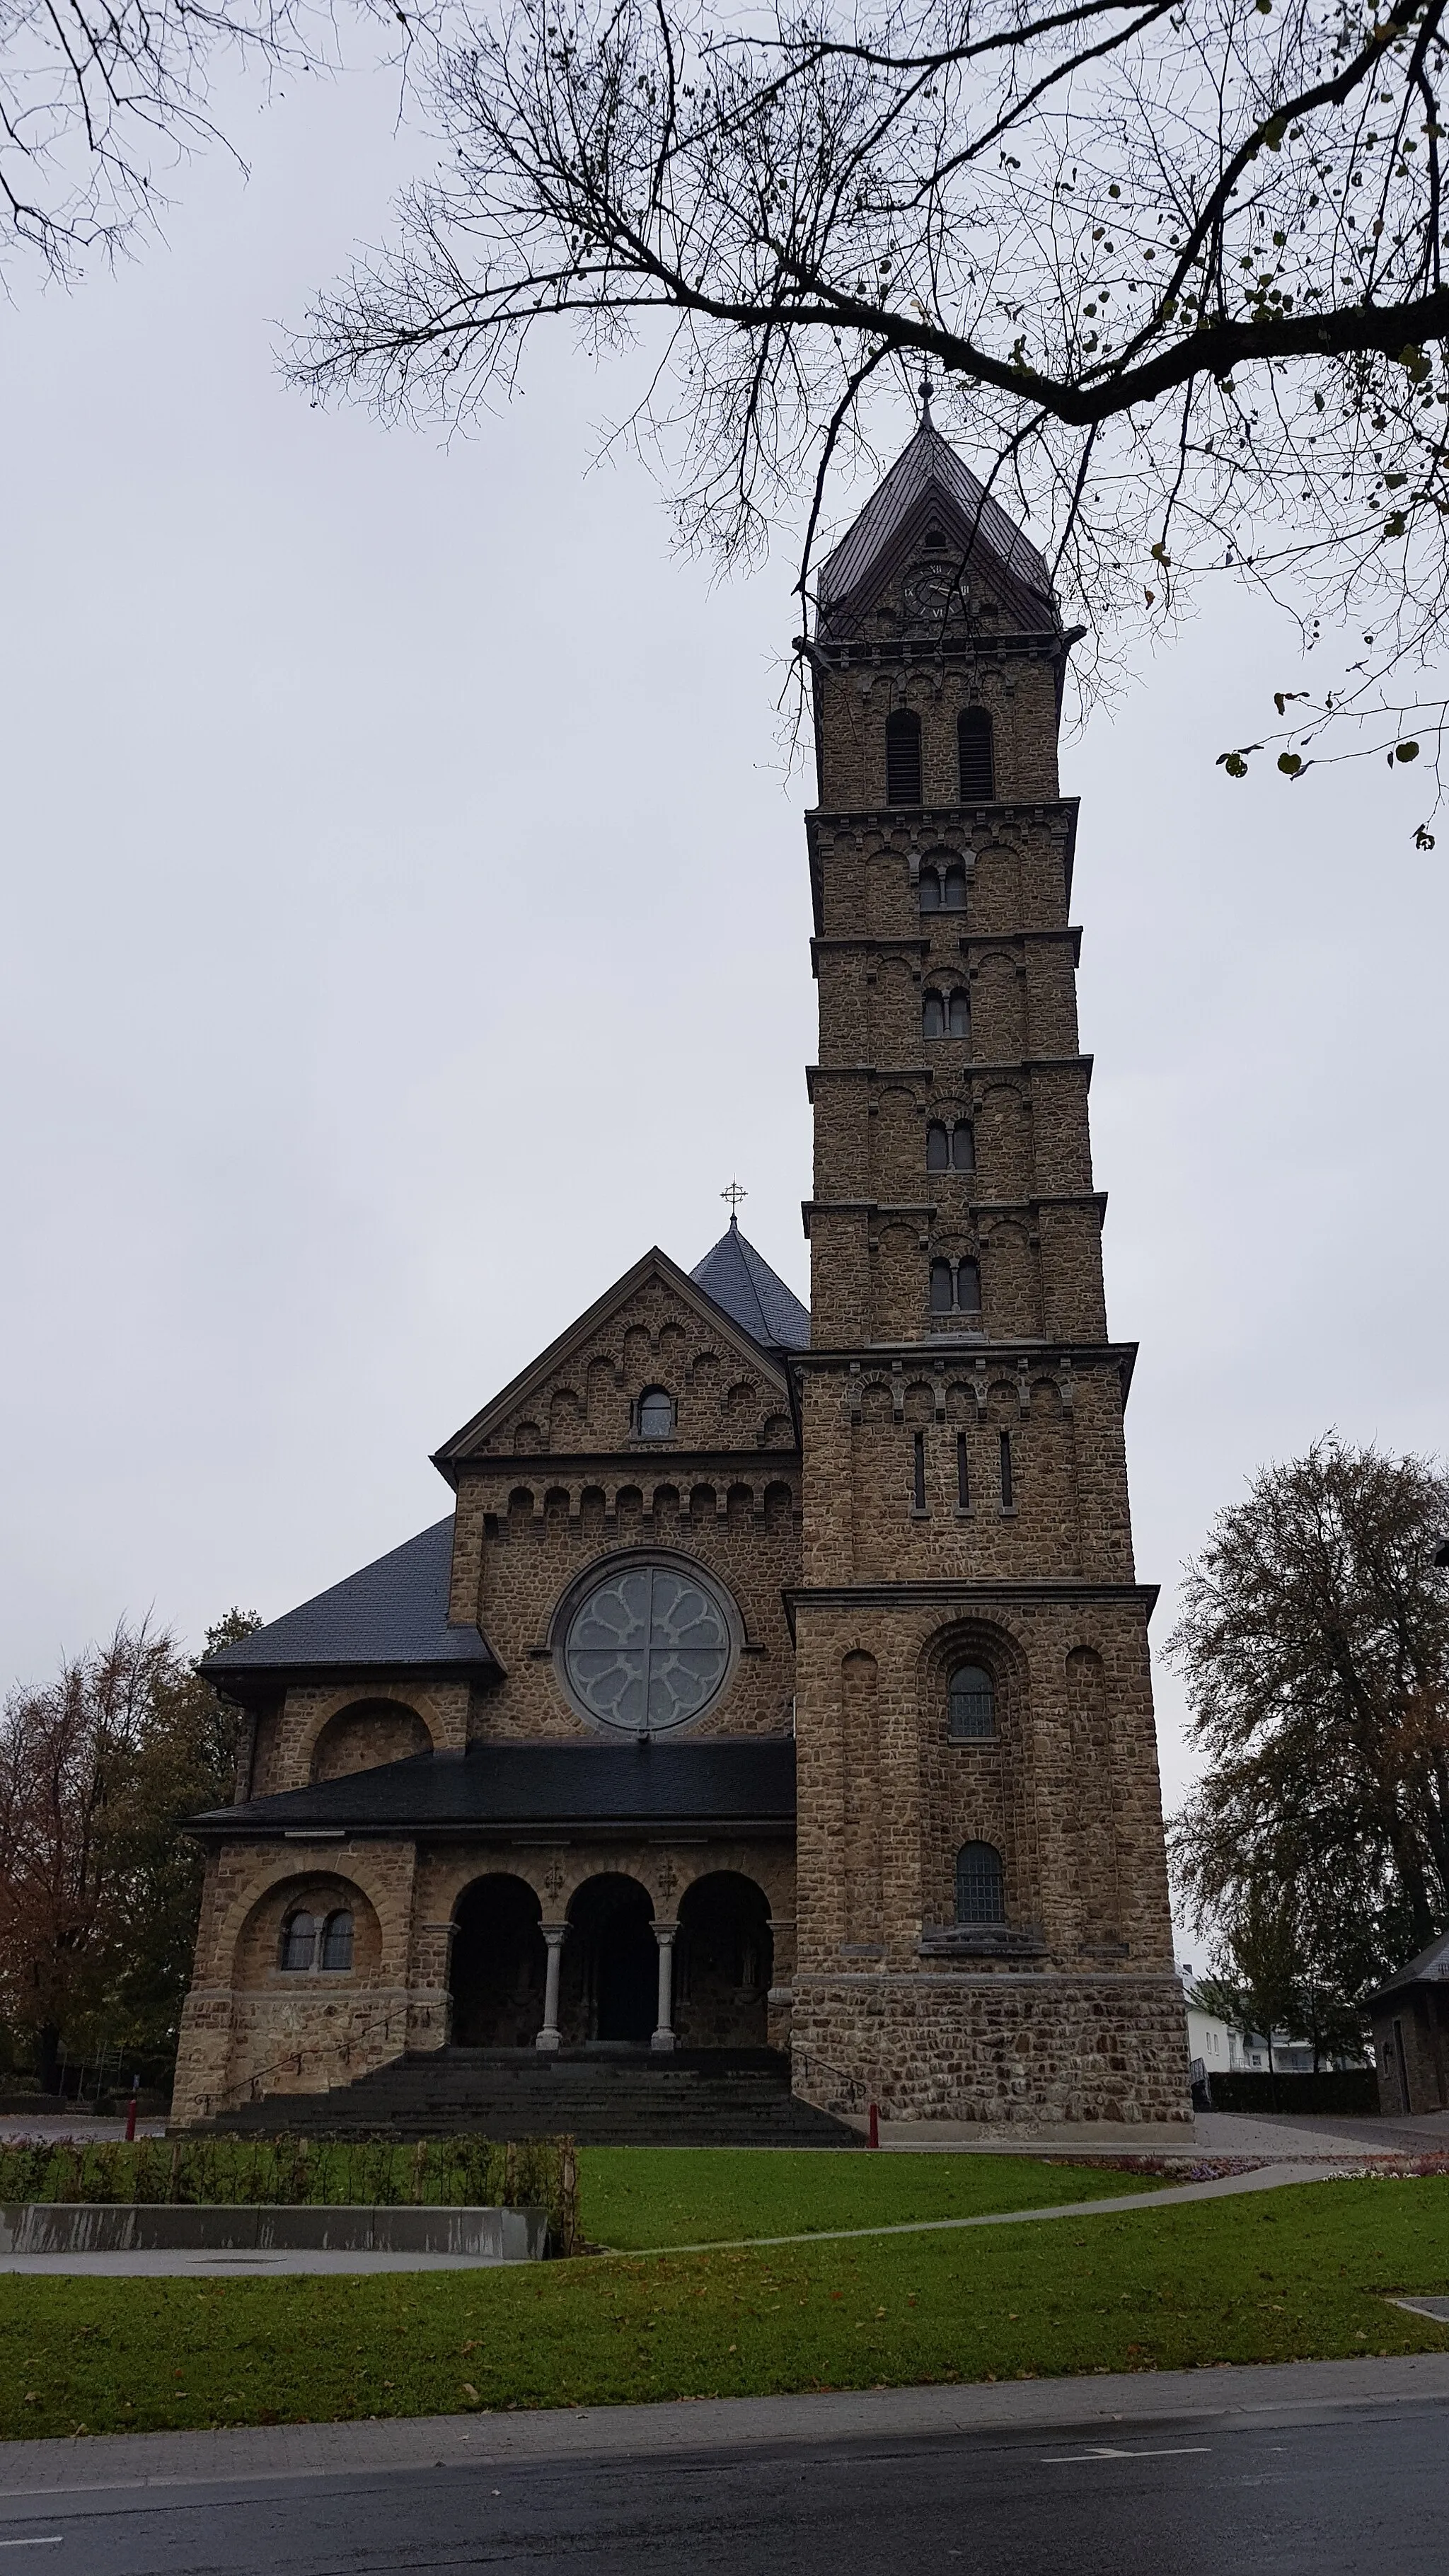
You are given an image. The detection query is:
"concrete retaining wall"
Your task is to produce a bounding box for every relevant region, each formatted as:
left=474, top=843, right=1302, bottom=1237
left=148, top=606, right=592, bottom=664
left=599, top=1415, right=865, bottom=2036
left=0, top=2202, right=548, bottom=2260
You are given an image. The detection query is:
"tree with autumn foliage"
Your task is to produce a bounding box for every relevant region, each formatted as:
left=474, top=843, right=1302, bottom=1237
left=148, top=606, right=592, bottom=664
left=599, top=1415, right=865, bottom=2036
left=0, top=1612, right=256, bottom=2091
left=1169, top=1438, right=1449, bottom=2019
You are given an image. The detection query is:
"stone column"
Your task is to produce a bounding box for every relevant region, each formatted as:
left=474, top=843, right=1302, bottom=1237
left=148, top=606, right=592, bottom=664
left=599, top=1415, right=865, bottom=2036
left=536, top=1924, right=567, bottom=2052
left=651, top=1923, right=679, bottom=2052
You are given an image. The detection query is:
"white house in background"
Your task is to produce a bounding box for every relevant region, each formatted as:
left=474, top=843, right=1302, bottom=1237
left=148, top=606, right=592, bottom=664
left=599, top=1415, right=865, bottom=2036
left=1177, top=1965, right=1317, bottom=2079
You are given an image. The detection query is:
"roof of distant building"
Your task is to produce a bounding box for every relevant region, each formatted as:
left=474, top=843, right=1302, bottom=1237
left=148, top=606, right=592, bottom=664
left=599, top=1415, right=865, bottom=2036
left=190, top=1736, right=797, bottom=1835
left=202, top=1518, right=492, bottom=1683
left=1368, top=1927, right=1449, bottom=2008
left=816, top=420, right=1058, bottom=635
left=690, top=1218, right=810, bottom=1353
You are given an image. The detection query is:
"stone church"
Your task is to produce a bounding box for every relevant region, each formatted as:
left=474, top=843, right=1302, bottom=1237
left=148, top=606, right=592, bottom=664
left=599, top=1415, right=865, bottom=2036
left=172, top=412, right=1190, bottom=2137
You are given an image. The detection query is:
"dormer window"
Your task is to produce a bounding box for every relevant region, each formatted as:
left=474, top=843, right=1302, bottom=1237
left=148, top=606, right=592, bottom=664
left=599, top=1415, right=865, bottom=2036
left=637, top=1389, right=674, bottom=1438
left=923, top=524, right=947, bottom=550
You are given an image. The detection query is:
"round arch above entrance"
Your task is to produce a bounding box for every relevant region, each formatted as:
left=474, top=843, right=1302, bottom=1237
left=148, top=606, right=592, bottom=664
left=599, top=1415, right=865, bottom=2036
left=449, top=1874, right=545, bottom=2047
left=562, top=1874, right=657, bottom=2045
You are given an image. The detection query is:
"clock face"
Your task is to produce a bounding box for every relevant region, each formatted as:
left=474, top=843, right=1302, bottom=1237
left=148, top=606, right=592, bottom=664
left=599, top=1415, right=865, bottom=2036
left=902, top=562, right=964, bottom=623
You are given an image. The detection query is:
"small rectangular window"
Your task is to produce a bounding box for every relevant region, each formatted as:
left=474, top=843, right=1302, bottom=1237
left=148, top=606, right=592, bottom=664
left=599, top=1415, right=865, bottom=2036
left=957, top=1431, right=970, bottom=1511
left=913, top=1429, right=927, bottom=1513
left=999, top=1429, right=1014, bottom=1510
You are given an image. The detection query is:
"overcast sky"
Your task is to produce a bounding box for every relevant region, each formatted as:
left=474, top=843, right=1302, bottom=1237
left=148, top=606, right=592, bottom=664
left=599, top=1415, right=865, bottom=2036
left=4, top=49, right=1447, bottom=1944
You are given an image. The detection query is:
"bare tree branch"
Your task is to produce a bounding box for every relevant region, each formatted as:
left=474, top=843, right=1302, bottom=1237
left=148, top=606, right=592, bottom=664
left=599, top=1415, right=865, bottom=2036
left=284, top=0, right=1449, bottom=799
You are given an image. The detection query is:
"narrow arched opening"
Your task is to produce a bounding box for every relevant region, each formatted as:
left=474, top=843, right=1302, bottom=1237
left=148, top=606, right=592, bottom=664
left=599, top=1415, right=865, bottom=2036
left=449, top=1874, right=546, bottom=2047
left=675, top=1873, right=773, bottom=2049
left=562, top=1873, right=657, bottom=2045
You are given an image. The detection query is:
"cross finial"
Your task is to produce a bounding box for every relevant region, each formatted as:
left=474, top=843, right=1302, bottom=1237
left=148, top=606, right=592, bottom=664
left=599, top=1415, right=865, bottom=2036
left=721, top=1179, right=748, bottom=1225
left=919, top=368, right=934, bottom=427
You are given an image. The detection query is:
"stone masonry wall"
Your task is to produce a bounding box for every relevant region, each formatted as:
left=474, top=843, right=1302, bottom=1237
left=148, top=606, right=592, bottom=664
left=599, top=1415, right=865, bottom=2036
left=792, top=487, right=1187, bottom=2130
left=793, top=1974, right=1192, bottom=2126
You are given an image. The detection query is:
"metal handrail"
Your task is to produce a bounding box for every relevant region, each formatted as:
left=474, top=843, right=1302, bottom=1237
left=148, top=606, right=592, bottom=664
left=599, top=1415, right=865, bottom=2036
left=792, top=2046, right=893, bottom=2120
left=197, top=2003, right=409, bottom=2120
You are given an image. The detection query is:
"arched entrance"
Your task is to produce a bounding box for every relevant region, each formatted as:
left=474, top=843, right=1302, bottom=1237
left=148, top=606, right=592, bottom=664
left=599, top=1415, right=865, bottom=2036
left=449, top=1875, right=546, bottom=2047
left=562, top=1875, right=657, bottom=2044
left=676, top=1873, right=773, bottom=2048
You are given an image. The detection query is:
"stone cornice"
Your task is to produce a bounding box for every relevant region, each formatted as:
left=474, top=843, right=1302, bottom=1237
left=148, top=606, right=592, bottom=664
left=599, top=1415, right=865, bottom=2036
left=809, top=629, right=1072, bottom=670
left=804, top=1054, right=1093, bottom=1098
left=811, top=926, right=1083, bottom=962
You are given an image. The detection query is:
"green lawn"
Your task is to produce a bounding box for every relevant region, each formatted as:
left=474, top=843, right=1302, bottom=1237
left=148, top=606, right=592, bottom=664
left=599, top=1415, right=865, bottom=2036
left=582, top=2147, right=1162, bottom=2246
left=4, top=2176, right=1448, bottom=2440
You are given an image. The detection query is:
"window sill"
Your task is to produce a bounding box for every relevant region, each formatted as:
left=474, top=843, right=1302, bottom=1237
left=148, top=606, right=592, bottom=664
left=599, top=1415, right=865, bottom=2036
left=918, top=1925, right=1048, bottom=1959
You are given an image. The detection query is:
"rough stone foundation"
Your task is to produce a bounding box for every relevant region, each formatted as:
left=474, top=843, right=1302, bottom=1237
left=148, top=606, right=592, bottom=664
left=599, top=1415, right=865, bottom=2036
left=792, top=1974, right=1193, bottom=2127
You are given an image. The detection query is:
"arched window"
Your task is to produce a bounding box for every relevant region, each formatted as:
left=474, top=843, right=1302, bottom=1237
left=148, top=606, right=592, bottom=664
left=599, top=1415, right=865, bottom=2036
left=923, top=523, right=947, bottom=550
left=922, top=991, right=946, bottom=1039
left=321, top=1910, right=354, bottom=1971
left=929, top=1259, right=955, bottom=1313
left=959, top=707, right=995, bottom=801
left=947, top=990, right=971, bottom=1039
left=637, top=1389, right=674, bottom=1439
left=957, top=1841, right=1006, bottom=1922
left=943, top=865, right=967, bottom=911
left=949, top=1663, right=995, bottom=1740
left=279, top=1911, right=318, bottom=1972
left=952, top=1121, right=975, bottom=1172
left=925, top=1121, right=949, bottom=1172
left=956, top=1258, right=982, bottom=1313
left=886, top=708, right=923, bottom=805
left=919, top=867, right=941, bottom=912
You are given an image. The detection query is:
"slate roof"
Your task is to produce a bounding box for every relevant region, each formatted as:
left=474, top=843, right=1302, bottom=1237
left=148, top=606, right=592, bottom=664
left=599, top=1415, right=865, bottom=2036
left=690, top=1219, right=810, bottom=1353
left=201, top=1518, right=492, bottom=1682
left=190, top=1737, right=797, bottom=1836
left=1368, top=1928, right=1449, bottom=2008
left=816, top=420, right=1058, bottom=635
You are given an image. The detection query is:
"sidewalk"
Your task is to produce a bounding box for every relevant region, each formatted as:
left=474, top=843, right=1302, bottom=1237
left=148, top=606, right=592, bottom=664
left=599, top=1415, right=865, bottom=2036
left=4, top=2350, right=1448, bottom=2501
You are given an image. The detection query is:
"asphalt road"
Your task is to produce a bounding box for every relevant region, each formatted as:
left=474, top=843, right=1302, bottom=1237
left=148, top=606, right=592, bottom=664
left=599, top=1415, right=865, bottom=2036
left=1, top=2393, right=1445, bottom=2574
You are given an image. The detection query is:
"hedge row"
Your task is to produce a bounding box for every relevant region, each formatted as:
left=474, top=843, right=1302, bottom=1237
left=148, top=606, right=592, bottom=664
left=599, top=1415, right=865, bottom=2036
left=0, top=2135, right=580, bottom=2253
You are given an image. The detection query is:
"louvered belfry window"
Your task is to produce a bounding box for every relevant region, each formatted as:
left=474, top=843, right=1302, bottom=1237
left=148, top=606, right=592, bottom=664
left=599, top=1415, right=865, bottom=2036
left=886, top=708, right=923, bottom=804
left=959, top=707, right=995, bottom=800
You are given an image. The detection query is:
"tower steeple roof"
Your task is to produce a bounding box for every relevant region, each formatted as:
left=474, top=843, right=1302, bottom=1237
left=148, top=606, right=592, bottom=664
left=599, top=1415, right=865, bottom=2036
left=816, top=418, right=1058, bottom=637
left=690, top=1216, right=810, bottom=1353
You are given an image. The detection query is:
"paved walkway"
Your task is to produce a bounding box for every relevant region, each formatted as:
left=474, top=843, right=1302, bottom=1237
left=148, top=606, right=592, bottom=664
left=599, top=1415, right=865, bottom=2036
left=0, top=2117, right=168, bottom=2144
left=870, top=2108, right=1449, bottom=2161
left=4, top=2350, right=1448, bottom=2499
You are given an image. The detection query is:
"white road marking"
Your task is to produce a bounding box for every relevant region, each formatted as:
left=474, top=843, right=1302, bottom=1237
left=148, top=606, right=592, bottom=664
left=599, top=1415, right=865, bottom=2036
left=0, top=2539, right=64, bottom=2549
left=1041, top=2445, right=1213, bottom=2463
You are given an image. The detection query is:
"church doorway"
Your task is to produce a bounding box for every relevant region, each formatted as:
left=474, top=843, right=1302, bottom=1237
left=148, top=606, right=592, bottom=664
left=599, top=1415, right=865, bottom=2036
left=676, top=1873, right=773, bottom=2049
left=449, top=1874, right=546, bottom=2046
left=563, top=1875, right=657, bottom=2044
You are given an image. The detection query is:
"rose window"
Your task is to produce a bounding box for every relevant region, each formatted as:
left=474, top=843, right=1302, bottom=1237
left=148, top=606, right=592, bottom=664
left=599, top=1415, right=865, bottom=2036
left=560, top=1563, right=734, bottom=1733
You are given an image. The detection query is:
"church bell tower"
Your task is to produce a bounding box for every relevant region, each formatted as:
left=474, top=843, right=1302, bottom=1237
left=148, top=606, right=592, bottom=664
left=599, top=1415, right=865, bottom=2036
left=787, top=413, right=1189, bottom=2129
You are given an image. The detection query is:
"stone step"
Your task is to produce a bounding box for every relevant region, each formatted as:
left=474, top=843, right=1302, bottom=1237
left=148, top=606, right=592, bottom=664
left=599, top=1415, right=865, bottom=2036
left=201, top=2045, right=857, bottom=2147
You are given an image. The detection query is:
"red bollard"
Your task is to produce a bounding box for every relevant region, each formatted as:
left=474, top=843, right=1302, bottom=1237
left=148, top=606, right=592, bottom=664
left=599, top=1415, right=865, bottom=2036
left=125, top=2086, right=138, bottom=2142
left=867, top=2101, right=880, bottom=2150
